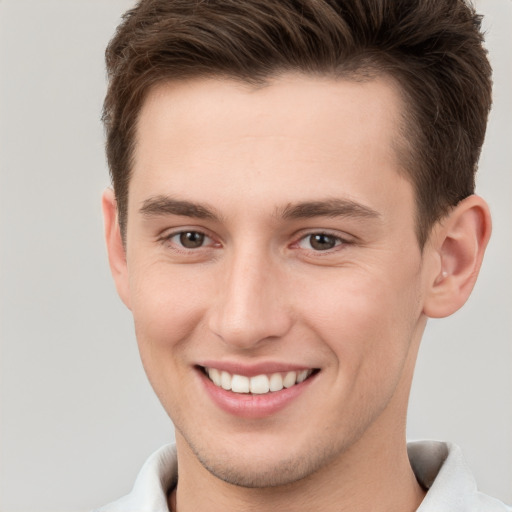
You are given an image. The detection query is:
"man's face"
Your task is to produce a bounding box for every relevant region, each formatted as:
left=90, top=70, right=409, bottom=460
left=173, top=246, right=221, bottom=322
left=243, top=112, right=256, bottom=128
left=117, top=75, right=434, bottom=486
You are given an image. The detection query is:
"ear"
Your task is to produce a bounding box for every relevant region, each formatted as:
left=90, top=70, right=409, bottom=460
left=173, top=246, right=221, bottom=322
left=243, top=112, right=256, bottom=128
left=102, top=188, right=131, bottom=310
left=423, top=195, right=492, bottom=318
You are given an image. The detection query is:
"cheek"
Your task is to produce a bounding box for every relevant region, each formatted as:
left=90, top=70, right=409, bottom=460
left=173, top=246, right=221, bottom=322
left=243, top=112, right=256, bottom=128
left=298, top=266, right=423, bottom=369
left=129, top=263, right=211, bottom=356
left=128, top=265, right=212, bottom=416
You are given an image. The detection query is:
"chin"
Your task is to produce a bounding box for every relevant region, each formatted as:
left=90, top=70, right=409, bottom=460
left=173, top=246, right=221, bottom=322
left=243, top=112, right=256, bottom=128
left=200, top=455, right=318, bottom=488
left=188, top=434, right=339, bottom=489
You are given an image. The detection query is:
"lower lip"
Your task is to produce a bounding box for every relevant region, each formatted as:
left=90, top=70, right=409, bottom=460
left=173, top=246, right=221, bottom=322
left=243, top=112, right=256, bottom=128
left=199, top=369, right=317, bottom=419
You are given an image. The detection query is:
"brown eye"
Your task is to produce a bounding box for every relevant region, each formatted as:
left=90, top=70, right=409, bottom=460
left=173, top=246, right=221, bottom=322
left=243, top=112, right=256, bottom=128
left=178, top=231, right=206, bottom=248
left=309, top=234, right=337, bottom=250
left=298, top=233, right=342, bottom=251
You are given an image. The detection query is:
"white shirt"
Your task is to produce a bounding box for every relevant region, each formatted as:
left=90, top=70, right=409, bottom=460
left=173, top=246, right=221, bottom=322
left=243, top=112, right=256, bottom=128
left=93, top=441, right=511, bottom=512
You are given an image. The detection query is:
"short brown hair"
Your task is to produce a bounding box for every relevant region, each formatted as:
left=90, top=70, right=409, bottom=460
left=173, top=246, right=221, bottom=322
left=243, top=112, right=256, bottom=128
left=103, top=0, right=492, bottom=246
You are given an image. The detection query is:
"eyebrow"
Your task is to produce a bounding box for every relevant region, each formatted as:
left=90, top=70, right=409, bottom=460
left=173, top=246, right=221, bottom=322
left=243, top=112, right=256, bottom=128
left=139, top=195, right=380, bottom=222
left=139, top=196, right=219, bottom=220
left=279, top=199, right=381, bottom=220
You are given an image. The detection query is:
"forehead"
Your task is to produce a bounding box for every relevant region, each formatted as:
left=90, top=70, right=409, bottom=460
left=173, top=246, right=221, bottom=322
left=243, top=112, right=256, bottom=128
left=131, top=74, right=410, bottom=218
left=136, top=73, right=404, bottom=157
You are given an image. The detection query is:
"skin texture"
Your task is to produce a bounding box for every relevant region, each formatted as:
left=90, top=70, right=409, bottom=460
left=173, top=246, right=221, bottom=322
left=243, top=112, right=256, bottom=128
left=103, top=74, right=491, bottom=512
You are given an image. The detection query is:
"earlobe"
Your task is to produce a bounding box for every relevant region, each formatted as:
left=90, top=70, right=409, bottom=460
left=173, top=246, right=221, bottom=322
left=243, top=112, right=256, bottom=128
left=423, top=195, right=492, bottom=318
left=102, top=188, right=132, bottom=310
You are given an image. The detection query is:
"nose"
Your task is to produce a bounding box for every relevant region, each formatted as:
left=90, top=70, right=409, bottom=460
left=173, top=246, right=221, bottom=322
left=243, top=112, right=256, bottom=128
left=207, top=248, right=293, bottom=350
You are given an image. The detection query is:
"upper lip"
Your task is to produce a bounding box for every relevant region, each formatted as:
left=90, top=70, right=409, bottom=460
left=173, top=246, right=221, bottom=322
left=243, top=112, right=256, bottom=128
left=197, top=360, right=318, bottom=377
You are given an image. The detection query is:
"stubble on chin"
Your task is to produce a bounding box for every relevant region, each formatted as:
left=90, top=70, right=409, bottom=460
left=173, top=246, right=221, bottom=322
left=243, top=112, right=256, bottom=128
left=176, top=425, right=351, bottom=490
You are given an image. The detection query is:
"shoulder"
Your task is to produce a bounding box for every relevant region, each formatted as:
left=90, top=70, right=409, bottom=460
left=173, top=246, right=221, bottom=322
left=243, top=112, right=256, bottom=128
left=408, top=440, right=511, bottom=512
left=92, top=444, right=177, bottom=512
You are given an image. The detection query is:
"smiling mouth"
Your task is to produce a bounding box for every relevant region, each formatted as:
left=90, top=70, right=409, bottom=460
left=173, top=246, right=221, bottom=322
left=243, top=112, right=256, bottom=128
left=201, top=367, right=319, bottom=395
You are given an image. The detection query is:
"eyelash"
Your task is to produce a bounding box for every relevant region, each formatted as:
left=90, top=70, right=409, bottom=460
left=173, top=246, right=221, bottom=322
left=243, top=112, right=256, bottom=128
left=160, top=230, right=218, bottom=251
left=293, top=231, right=350, bottom=253
left=159, top=229, right=350, bottom=254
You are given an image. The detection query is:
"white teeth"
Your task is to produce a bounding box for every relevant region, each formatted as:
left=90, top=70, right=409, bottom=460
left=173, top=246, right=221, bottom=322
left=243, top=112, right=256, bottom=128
left=250, top=374, right=270, bottom=394
left=231, top=374, right=250, bottom=393
left=208, top=368, right=221, bottom=386
left=206, top=367, right=314, bottom=394
left=220, top=371, right=232, bottom=390
left=283, top=371, right=297, bottom=388
left=297, top=369, right=309, bottom=383
left=269, top=373, right=284, bottom=392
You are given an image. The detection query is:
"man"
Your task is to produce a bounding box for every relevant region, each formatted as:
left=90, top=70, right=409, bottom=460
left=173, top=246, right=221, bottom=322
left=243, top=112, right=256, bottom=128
left=95, top=1, right=510, bottom=511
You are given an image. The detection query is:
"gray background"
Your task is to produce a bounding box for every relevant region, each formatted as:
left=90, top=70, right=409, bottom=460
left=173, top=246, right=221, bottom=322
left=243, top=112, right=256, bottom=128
left=0, top=1, right=510, bottom=511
